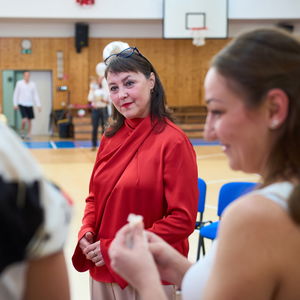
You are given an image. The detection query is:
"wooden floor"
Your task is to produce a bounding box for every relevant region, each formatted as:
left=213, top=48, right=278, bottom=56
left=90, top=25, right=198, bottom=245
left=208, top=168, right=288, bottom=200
left=30, top=145, right=259, bottom=300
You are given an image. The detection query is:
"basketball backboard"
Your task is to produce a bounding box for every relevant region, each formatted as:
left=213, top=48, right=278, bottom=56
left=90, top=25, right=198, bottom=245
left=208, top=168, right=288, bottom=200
left=163, top=0, right=228, bottom=39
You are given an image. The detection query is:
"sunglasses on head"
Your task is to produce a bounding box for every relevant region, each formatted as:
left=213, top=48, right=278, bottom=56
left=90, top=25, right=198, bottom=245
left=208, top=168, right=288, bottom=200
left=104, top=47, right=150, bottom=66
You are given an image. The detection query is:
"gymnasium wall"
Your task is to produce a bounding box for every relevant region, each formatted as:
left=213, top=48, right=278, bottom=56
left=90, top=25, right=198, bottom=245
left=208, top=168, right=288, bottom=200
left=0, top=37, right=229, bottom=109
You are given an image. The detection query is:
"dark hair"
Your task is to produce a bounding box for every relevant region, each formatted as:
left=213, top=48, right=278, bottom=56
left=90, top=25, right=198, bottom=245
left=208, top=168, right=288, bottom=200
left=211, top=28, right=300, bottom=224
left=104, top=52, right=173, bottom=137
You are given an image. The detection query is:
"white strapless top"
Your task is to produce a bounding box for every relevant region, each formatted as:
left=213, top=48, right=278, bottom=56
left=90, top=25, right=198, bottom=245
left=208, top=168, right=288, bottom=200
left=181, top=181, right=294, bottom=300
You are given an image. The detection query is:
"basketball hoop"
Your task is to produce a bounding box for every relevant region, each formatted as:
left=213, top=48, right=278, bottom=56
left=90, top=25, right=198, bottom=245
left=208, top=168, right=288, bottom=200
left=190, top=27, right=207, bottom=47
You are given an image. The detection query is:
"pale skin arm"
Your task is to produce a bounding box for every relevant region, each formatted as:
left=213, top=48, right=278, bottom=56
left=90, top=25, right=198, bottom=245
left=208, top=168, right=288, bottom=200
left=146, top=231, right=192, bottom=287
left=23, top=251, right=70, bottom=300
left=109, top=223, right=192, bottom=299
left=109, top=223, right=167, bottom=300
left=203, top=195, right=281, bottom=300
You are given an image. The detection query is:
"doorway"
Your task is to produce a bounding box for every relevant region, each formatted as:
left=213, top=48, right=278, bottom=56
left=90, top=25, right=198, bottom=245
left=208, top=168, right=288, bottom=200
left=2, top=70, right=52, bottom=136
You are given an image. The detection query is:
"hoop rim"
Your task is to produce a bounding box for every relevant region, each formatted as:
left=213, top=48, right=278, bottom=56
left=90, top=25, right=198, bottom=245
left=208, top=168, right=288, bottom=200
left=190, top=27, right=208, bottom=31
left=190, top=27, right=207, bottom=47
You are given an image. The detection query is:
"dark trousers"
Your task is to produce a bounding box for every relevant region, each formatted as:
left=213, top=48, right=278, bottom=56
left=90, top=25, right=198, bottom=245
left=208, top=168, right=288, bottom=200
left=91, top=107, right=108, bottom=147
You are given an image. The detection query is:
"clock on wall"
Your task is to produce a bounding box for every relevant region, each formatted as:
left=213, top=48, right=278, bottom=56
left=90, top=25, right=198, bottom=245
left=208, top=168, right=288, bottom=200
left=21, top=39, right=32, bottom=54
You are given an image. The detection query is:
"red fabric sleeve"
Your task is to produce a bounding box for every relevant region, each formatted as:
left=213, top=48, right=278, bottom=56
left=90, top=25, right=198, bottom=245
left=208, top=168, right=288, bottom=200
left=72, top=139, right=106, bottom=272
left=100, top=238, right=128, bottom=287
left=101, top=133, right=198, bottom=287
left=72, top=195, right=97, bottom=272
left=98, top=135, right=199, bottom=288
left=148, top=136, right=199, bottom=249
left=72, top=119, right=198, bottom=287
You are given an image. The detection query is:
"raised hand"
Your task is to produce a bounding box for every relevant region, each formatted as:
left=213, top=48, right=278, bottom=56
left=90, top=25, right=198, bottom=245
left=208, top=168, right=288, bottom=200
left=109, top=223, right=162, bottom=292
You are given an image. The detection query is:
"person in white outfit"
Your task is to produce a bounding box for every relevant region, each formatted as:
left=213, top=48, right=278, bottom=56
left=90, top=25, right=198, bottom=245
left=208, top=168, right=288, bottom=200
left=0, top=121, right=72, bottom=300
left=88, top=76, right=109, bottom=150
left=108, top=28, right=300, bottom=300
left=13, top=71, right=41, bottom=139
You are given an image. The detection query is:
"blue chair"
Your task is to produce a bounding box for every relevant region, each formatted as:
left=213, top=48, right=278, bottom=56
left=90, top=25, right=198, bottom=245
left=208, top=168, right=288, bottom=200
left=197, top=181, right=257, bottom=260
left=195, top=178, right=207, bottom=228
left=195, top=178, right=207, bottom=260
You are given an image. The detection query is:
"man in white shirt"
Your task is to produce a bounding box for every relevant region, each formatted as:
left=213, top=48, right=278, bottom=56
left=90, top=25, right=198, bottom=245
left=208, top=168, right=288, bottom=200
left=13, top=71, right=41, bottom=139
left=88, top=76, right=109, bottom=150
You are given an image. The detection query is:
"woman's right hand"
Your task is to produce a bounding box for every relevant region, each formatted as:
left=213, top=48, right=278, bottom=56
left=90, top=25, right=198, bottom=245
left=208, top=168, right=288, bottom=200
left=79, top=232, right=105, bottom=267
left=79, top=232, right=94, bottom=252
left=79, top=232, right=94, bottom=261
left=146, top=231, right=192, bottom=287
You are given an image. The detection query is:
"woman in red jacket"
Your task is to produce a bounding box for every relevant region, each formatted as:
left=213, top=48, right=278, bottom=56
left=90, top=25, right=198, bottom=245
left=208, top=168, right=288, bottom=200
left=72, top=47, right=199, bottom=300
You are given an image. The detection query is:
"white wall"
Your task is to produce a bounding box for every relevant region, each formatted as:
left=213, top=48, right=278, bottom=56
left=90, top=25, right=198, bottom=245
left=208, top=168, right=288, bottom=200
left=0, top=0, right=163, bottom=19
left=0, top=20, right=163, bottom=38
left=2, top=0, right=300, bottom=20
left=1, top=0, right=300, bottom=38
left=229, top=0, right=300, bottom=19
left=1, top=19, right=300, bottom=39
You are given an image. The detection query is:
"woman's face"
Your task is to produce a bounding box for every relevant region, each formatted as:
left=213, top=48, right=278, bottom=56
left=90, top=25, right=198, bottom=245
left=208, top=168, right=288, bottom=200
left=107, top=71, right=155, bottom=119
left=204, top=68, right=271, bottom=174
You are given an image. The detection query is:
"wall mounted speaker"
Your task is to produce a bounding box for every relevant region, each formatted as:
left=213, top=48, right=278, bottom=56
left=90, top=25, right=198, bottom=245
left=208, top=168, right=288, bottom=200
left=75, top=23, right=89, bottom=53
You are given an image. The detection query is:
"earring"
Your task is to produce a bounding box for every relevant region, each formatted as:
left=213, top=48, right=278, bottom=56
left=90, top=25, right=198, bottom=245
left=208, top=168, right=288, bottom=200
left=270, top=119, right=279, bottom=129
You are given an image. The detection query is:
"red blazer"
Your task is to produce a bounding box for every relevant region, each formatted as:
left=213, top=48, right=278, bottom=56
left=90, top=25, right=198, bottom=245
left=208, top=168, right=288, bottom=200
left=72, top=116, right=199, bottom=288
